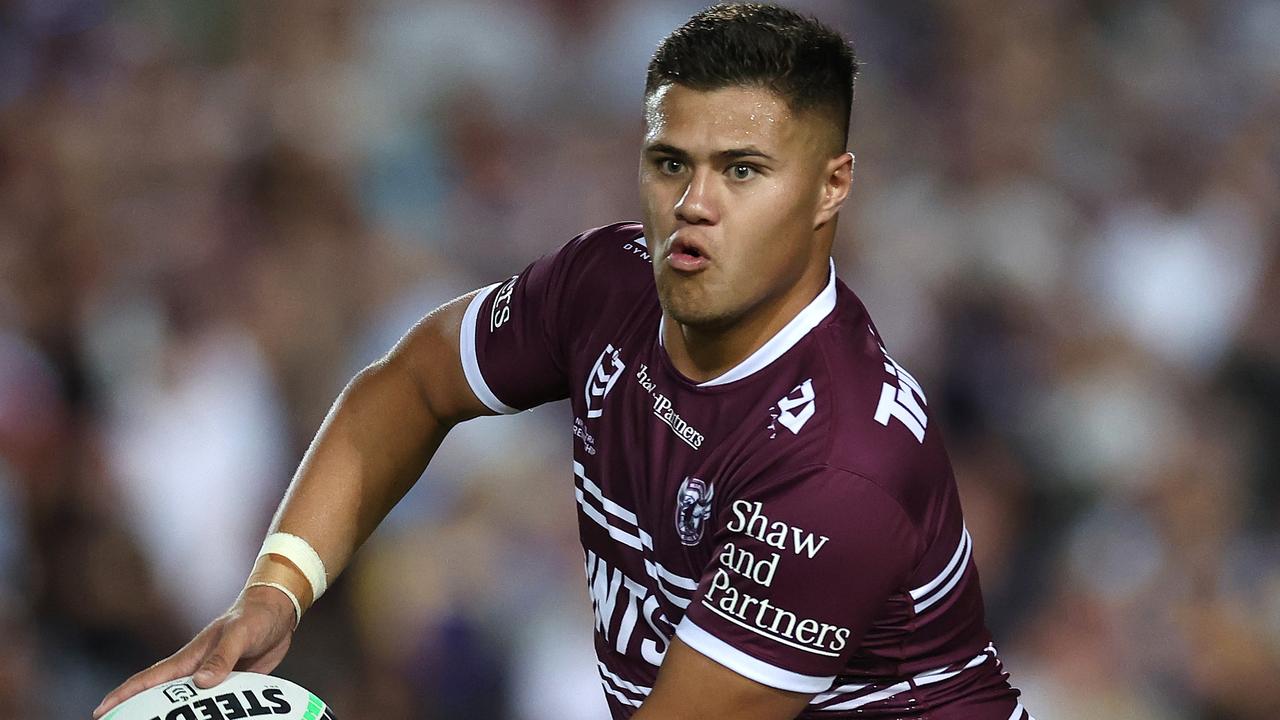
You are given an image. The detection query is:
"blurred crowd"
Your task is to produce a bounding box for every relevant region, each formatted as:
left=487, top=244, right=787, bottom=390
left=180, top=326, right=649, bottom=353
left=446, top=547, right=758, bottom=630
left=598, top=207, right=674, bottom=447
left=1, top=1, right=1277, bottom=718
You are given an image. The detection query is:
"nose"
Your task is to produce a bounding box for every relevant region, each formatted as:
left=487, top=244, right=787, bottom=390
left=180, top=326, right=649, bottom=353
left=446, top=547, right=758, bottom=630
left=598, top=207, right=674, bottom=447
left=674, top=169, right=718, bottom=225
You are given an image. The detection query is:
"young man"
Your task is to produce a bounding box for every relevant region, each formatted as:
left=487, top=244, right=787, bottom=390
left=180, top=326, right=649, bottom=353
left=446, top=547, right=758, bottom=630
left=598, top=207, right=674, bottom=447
left=97, top=5, right=1030, bottom=719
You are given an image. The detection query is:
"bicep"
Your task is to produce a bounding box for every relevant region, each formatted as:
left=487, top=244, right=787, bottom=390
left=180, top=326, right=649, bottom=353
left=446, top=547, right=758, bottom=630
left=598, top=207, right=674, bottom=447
left=384, top=288, right=498, bottom=427
left=634, top=637, right=812, bottom=720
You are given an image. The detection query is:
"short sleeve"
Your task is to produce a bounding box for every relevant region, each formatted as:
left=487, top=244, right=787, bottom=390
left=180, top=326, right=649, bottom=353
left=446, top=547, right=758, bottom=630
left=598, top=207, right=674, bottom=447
left=460, top=227, right=602, bottom=413
left=675, top=466, right=918, bottom=693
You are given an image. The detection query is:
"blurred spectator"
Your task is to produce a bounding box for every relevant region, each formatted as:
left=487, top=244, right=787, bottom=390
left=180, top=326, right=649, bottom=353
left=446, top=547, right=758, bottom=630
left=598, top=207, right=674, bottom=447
left=0, top=1, right=1276, bottom=718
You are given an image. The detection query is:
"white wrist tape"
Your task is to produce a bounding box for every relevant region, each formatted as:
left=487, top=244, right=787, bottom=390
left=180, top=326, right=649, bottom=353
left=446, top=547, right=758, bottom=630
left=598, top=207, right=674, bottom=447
left=257, top=532, right=328, bottom=602
left=245, top=581, right=302, bottom=629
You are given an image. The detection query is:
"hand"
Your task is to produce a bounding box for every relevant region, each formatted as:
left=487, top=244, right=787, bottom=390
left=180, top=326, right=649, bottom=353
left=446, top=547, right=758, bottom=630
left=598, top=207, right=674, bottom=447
left=92, top=585, right=297, bottom=718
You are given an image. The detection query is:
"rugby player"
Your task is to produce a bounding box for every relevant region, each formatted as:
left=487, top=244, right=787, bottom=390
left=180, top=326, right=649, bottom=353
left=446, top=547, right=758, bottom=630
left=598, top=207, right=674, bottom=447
left=96, top=4, right=1031, bottom=718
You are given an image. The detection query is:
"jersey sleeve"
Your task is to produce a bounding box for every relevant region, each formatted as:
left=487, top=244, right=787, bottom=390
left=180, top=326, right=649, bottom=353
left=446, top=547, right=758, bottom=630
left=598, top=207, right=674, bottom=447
left=674, top=465, right=919, bottom=693
left=459, top=227, right=603, bottom=413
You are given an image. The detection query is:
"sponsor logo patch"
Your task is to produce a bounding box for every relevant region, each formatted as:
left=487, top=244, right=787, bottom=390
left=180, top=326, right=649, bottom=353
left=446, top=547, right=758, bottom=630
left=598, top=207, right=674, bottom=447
left=872, top=333, right=928, bottom=443
left=635, top=364, right=705, bottom=449
left=700, top=500, right=847, bottom=656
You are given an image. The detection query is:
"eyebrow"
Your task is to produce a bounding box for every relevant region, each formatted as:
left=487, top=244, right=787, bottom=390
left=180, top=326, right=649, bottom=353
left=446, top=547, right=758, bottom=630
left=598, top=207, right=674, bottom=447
left=644, top=143, right=777, bottom=163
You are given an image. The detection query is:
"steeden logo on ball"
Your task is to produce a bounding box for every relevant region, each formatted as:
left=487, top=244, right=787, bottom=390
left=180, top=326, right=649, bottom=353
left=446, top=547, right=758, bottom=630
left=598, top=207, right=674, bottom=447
left=103, top=671, right=334, bottom=720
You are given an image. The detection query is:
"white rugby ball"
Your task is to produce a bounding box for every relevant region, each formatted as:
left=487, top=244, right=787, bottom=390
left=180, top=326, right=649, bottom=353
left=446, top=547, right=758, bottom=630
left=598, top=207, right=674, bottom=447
left=104, top=671, right=334, bottom=720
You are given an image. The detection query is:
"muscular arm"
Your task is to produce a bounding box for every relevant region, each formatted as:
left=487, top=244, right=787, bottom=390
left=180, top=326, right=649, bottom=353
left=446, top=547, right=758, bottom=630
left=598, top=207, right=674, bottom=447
left=635, top=638, right=814, bottom=720
left=245, top=290, right=493, bottom=606
left=95, top=290, right=492, bottom=716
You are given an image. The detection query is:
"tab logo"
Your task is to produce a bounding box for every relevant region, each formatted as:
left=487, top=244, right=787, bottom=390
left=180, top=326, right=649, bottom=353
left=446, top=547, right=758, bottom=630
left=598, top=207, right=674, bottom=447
left=586, top=343, right=626, bottom=418
left=874, top=346, right=928, bottom=443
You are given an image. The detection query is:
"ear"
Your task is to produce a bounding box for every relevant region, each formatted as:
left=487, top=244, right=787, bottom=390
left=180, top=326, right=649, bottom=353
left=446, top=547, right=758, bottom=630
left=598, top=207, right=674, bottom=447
left=814, top=152, right=854, bottom=229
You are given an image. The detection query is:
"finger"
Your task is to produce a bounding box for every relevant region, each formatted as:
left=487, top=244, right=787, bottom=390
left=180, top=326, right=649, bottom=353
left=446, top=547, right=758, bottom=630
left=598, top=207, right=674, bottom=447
left=92, top=640, right=211, bottom=718
left=192, top=623, right=249, bottom=689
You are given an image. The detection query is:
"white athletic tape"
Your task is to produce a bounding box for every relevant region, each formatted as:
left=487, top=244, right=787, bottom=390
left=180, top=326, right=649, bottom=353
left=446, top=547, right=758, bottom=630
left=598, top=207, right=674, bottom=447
left=245, top=581, right=302, bottom=629
left=257, top=532, right=328, bottom=603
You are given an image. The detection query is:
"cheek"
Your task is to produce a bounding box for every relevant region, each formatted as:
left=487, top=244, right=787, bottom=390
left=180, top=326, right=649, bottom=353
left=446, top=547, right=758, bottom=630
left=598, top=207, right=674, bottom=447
left=638, top=177, right=671, bottom=219
left=733, top=180, right=807, bottom=233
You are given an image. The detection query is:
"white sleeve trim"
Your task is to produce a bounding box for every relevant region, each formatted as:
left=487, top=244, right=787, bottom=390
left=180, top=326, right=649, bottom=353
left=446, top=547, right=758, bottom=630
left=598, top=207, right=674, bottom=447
left=674, top=617, right=836, bottom=694
left=459, top=283, right=520, bottom=415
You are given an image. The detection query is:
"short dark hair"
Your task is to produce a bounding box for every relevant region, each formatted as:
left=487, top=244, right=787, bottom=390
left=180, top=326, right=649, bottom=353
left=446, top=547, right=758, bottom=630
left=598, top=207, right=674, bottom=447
left=645, top=3, right=857, bottom=152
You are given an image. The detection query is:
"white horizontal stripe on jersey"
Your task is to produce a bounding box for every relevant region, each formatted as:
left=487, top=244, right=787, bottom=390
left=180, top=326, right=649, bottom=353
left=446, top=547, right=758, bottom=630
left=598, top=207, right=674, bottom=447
left=598, top=679, right=641, bottom=708
left=914, top=529, right=973, bottom=613
left=910, top=526, right=969, bottom=600
left=644, top=562, right=692, bottom=609
left=1007, top=702, right=1036, bottom=720
left=675, top=618, right=837, bottom=693
left=811, top=680, right=869, bottom=701
left=459, top=283, right=519, bottom=415
left=811, top=647, right=993, bottom=712
left=914, top=650, right=991, bottom=686
left=575, top=461, right=642, bottom=526
left=597, top=662, right=651, bottom=698
left=574, top=462, right=698, bottom=584
left=654, top=562, right=699, bottom=590
left=575, top=486, right=644, bottom=550
left=574, top=463, right=697, bottom=611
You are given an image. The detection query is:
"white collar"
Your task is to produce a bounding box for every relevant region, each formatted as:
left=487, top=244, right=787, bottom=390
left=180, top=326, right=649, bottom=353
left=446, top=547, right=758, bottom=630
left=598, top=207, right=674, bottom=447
left=659, top=259, right=837, bottom=387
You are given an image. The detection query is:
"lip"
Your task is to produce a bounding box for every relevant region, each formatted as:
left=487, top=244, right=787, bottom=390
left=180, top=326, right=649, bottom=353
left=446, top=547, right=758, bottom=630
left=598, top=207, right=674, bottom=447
left=666, top=235, right=711, bottom=273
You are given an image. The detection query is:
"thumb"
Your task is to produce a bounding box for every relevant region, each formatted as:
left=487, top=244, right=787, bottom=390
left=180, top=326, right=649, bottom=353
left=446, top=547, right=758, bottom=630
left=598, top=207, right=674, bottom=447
left=192, top=625, right=246, bottom=689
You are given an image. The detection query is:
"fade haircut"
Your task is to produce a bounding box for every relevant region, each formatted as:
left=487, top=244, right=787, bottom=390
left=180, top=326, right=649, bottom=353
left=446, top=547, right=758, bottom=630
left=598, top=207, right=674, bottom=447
left=645, top=3, right=857, bottom=154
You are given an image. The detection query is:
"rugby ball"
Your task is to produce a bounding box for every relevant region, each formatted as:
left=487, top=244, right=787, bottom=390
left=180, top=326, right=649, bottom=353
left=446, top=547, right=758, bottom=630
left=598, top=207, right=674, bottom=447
left=103, top=671, right=334, bottom=720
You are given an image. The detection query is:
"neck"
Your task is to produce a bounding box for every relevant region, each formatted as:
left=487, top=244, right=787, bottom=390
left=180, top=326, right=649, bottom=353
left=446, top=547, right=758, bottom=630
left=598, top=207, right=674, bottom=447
left=663, top=259, right=830, bottom=384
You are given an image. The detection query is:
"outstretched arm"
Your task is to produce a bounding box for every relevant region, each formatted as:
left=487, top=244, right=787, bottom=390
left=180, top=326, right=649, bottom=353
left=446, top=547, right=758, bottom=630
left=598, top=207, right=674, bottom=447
left=94, top=289, right=493, bottom=717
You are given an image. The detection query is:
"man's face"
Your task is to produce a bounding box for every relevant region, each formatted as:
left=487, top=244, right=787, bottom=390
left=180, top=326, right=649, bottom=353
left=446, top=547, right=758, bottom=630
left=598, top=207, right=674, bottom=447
left=640, top=83, right=841, bottom=329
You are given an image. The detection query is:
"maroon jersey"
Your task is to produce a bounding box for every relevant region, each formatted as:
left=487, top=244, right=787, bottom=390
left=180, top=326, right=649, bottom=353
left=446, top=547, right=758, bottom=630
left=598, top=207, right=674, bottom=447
left=461, top=223, right=1028, bottom=719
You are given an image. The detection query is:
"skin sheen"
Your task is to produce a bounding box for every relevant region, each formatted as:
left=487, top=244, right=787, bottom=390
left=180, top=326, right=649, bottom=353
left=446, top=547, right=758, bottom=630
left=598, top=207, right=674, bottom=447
left=640, top=83, right=853, bottom=384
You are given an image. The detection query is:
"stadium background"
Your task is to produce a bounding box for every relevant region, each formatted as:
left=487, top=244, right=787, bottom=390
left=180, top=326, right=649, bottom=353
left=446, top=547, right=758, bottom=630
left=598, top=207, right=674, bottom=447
left=1, top=1, right=1278, bottom=718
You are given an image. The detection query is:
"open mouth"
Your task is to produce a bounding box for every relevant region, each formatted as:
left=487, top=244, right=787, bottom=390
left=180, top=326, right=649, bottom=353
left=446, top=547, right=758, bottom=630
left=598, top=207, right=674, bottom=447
left=667, top=238, right=710, bottom=272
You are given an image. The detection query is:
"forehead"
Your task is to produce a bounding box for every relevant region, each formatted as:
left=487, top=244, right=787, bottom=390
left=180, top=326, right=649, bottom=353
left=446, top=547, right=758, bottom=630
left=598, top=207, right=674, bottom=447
left=643, top=83, right=800, bottom=151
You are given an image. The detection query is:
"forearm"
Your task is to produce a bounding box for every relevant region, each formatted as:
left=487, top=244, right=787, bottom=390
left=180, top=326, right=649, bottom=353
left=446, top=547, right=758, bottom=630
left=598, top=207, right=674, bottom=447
left=244, top=295, right=484, bottom=612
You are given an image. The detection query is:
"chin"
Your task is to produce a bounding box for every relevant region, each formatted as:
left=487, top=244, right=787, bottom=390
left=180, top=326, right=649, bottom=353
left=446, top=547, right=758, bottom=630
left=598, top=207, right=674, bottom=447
left=662, top=293, right=736, bottom=329
left=656, top=269, right=739, bottom=329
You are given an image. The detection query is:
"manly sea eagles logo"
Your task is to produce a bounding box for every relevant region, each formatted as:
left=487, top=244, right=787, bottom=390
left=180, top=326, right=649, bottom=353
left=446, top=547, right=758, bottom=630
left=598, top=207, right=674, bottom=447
left=585, top=343, right=626, bottom=419
left=676, top=476, right=715, bottom=545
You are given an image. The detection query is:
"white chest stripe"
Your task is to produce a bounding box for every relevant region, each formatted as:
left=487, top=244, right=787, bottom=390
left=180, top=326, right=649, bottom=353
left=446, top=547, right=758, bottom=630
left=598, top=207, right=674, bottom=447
left=574, top=462, right=698, bottom=610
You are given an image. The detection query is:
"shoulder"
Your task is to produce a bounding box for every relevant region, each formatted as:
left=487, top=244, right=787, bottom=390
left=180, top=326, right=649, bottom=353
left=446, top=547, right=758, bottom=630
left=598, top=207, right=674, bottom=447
left=716, top=461, right=924, bottom=575
left=557, top=221, right=651, bottom=276
left=792, top=282, right=952, bottom=530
